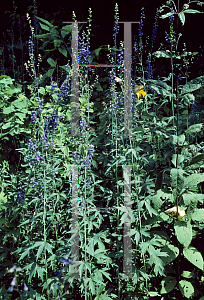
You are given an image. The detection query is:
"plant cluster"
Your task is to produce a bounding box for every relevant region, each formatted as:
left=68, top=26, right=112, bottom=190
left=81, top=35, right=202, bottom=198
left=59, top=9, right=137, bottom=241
left=1, top=1, right=204, bottom=299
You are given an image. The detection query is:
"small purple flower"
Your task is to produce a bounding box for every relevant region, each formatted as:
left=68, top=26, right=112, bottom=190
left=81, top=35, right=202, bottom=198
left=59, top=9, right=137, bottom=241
left=9, top=266, right=22, bottom=273
left=28, top=36, right=34, bottom=54
left=23, top=283, right=28, bottom=291
left=11, top=277, right=16, bottom=286
left=54, top=269, right=64, bottom=276
left=60, top=255, right=75, bottom=265
left=8, top=286, right=13, bottom=292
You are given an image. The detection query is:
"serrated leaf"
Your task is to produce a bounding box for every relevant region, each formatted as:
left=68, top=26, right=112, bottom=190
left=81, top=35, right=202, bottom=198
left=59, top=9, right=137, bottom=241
left=160, top=276, right=177, bottom=294
left=179, top=280, right=194, bottom=298
left=36, top=243, right=45, bottom=260
left=174, top=221, right=192, bottom=247
left=183, top=247, right=204, bottom=270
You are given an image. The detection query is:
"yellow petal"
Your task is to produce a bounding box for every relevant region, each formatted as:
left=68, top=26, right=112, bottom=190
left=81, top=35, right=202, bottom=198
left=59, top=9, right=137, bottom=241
left=165, top=206, right=186, bottom=220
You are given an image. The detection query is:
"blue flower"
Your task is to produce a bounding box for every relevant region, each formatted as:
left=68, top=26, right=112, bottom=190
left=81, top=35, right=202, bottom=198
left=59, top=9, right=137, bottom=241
left=60, top=255, right=75, bottom=265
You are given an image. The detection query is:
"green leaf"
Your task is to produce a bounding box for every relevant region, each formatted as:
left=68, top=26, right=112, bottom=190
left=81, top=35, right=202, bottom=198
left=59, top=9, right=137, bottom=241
left=39, top=23, right=50, bottom=31
left=47, top=58, right=57, bottom=67
left=58, top=47, right=67, bottom=57
left=170, top=168, right=184, bottom=192
left=179, top=280, right=194, bottom=298
left=178, top=12, right=185, bottom=25
left=160, top=12, right=175, bottom=19
left=181, top=271, right=193, bottom=278
left=183, top=247, right=204, bottom=270
left=36, top=243, right=45, bottom=260
left=54, top=39, right=61, bottom=48
left=3, top=106, right=15, bottom=114
left=160, top=276, right=177, bottom=294
left=184, top=173, right=204, bottom=189
left=152, top=189, right=173, bottom=210
left=180, top=83, right=201, bottom=95
left=160, top=244, right=179, bottom=265
left=61, top=25, right=72, bottom=38
left=46, top=69, right=54, bottom=77
left=186, top=123, right=203, bottom=134
left=152, top=50, right=172, bottom=58
left=171, top=154, right=184, bottom=167
left=192, top=209, right=204, bottom=222
left=44, top=242, right=53, bottom=255
left=35, top=16, right=54, bottom=28
left=183, top=9, right=203, bottom=14
left=174, top=221, right=192, bottom=248
left=38, top=87, right=45, bottom=95
left=190, top=153, right=204, bottom=165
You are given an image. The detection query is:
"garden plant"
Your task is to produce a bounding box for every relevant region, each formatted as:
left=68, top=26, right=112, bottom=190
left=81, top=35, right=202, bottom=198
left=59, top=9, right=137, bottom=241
left=1, top=0, right=204, bottom=299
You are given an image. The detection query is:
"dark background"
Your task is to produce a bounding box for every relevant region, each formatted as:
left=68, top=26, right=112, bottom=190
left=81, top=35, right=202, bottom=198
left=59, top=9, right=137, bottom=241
left=0, top=0, right=203, bottom=78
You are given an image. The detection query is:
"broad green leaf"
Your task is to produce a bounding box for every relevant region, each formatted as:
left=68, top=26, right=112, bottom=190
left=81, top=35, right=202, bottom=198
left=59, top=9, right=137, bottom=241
left=182, top=192, right=203, bottom=205
left=192, top=209, right=204, bottom=222
left=186, top=123, right=203, bottom=134
left=180, top=83, right=201, bottom=95
left=183, top=173, right=204, bottom=189
left=178, top=12, right=185, bottom=25
left=35, top=16, right=54, bottom=28
left=170, top=168, right=184, bottom=191
left=174, top=221, right=192, bottom=248
left=161, top=244, right=179, bottom=265
left=3, top=106, right=15, bottom=114
left=58, top=47, right=67, bottom=57
left=47, top=58, right=57, bottom=67
left=182, top=93, right=195, bottom=105
left=160, top=12, right=175, bottom=19
left=2, top=122, right=12, bottom=130
left=38, top=87, right=45, bottom=95
left=54, top=39, right=61, bottom=48
left=39, top=23, right=50, bottom=31
left=183, top=9, right=203, bottom=14
left=169, top=134, right=185, bottom=146
left=61, top=25, right=72, bottom=38
left=160, top=276, right=177, bottom=294
left=152, top=189, right=173, bottom=210
left=183, top=247, right=204, bottom=270
left=179, top=280, right=194, bottom=298
left=190, top=154, right=204, bottom=165
left=46, top=69, right=54, bottom=77
left=171, top=154, right=184, bottom=167
left=152, top=50, right=172, bottom=58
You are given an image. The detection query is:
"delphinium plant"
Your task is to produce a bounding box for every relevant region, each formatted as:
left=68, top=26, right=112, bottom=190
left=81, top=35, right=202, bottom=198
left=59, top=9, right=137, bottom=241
left=1, top=0, right=204, bottom=299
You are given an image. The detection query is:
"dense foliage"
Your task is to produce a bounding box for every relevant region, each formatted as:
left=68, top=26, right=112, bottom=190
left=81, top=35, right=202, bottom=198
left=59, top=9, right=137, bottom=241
left=1, top=1, right=204, bottom=299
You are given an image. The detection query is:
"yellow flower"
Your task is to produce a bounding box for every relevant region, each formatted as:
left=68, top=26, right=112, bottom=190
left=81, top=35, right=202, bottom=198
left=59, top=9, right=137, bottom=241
left=135, top=85, right=146, bottom=100
left=165, top=206, right=186, bottom=220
